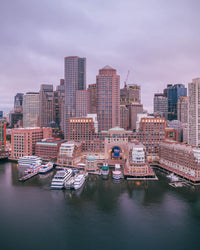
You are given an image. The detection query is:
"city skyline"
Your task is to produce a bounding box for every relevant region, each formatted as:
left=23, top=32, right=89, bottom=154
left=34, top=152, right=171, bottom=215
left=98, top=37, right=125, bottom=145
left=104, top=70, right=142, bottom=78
left=1, top=0, right=200, bottom=112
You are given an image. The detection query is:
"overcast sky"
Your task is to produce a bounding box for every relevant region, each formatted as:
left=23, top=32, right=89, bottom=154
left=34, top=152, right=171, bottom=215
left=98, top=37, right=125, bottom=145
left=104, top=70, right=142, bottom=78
left=0, top=0, right=200, bottom=113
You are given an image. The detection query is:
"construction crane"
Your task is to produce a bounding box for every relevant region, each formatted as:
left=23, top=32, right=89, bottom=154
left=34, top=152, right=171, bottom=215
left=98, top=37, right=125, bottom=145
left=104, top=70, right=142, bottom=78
left=124, top=70, right=130, bottom=88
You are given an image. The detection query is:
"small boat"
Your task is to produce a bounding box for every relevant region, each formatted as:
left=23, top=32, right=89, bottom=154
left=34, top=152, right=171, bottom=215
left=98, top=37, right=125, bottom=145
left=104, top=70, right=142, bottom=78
left=101, top=163, right=109, bottom=176
left=51, top=169, right=73, bottom=189
left=39, top=162, right=53, bottom=174
left=74, top=174, right=85, bottom=190
left=167, top=173, right=179, bottom=182
left=115, top=164, right=121, bottom=171
left=112, top=170, right=121, bottom=180
left=24, top=163, right=41, bottom=174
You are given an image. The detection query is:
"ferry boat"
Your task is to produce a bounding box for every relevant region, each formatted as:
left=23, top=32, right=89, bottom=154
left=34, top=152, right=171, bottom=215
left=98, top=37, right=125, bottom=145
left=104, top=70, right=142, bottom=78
left=167, top=173, right=179, bottom=182
left=101, top=163, right=109, bottom=176
left=51, top=169, right=72, bottom=189
left=64, top=176, right=75, bottom=189
left=74, top=174, right=85, bottom=190
left=18, top=156, right=42, bottom=167
left=112, top=170, right=121, bottom=180
left=24, top=163, right=41, bottom=174
left=39, top=162, right=54, bottom=174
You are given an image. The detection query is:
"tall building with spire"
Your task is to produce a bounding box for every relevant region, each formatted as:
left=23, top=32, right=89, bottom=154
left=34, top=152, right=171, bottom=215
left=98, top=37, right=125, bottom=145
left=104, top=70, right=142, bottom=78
left=64, top=56, right=86, bottom=139
left=96, top=65, right=120, bottom=132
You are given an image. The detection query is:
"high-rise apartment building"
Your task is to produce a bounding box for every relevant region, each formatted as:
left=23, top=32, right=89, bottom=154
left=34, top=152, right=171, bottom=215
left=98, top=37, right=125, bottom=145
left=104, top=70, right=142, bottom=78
left=87, top=84, right=97, bottom=114
left=14, top=93, right=24, bottom=112
left=153, top=93, right=168, bottom=120
left=75, top=90, right=88, bottom=117
left=167, top=84, right=187, bottom=121
left=39, top=84, right=54, bottom=128
left=177, top=96, right=188, bottom=123
left=128, top=102, right=143, bottom=131
left=188, top=78, right=200, bottom=146
left=23, top=92, right=39, bottom=128
left=96, top=65, right=120, bottom=132
left=120, top=105, right=129, bottom=130
left=64, top=56, right=86, bottom=138
left=56, top=79, right=65, bottom=131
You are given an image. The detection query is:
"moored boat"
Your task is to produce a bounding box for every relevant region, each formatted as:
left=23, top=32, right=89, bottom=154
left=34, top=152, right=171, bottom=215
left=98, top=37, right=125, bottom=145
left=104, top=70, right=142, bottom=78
left=39, top=162, right=54, bottom=174
left=24, top=163, right=41, bottom=174
left=167, top=173, right=179, bottom=182
left=101, top=163, right=109, bottom=176
left=51, top=169, right=73, bottom=189
left=74, top=174, right=85, bottom=190
left=18, top=156, right=42, bottom=167
left=112, top=170, right=121, bottom=180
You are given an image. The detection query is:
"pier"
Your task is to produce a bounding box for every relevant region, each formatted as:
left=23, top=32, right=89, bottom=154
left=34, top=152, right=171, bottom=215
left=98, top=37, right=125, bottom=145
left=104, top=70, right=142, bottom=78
left=19, top=171, right=39, bottom=182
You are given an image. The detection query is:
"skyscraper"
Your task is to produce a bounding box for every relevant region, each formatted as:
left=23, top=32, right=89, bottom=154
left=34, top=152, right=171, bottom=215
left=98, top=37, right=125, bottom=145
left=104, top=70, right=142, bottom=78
left=188, top=78, right=200, bottom=146
left=120, top=84, right=141, bottom=105
left=87, top=83, right=97, bottom=114
left=64, top=56, right=86, bottom=138
left=96, top=65, right=120, bottom=132
left=167, top=84, right=187, bottom=121
left=153, top=93, right=168, bottom=120
left=177, top=96, right=188, bottom=123
left=75, top=90, right=88, bottom=117
left=39, top=84, right=54, bottom=127
left=23, top=92, right=39, bottom=128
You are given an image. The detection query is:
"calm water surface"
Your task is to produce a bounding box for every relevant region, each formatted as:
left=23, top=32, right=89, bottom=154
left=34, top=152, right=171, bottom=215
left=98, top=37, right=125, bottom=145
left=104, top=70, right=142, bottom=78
left=0, top=161, right=200, bottom=250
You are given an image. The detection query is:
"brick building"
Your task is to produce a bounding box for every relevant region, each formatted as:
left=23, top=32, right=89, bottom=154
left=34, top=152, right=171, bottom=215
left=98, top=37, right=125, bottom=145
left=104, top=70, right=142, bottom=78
left=11, top=127, right=52, bottom=159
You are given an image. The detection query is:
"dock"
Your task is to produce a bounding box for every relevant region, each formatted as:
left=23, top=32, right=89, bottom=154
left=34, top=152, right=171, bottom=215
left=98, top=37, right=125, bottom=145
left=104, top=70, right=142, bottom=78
left=19, top=171, right=39, bottom=182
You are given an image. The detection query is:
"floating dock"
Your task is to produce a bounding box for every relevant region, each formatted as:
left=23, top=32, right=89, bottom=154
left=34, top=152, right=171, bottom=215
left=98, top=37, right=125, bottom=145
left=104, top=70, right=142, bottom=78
left=19, top=171, right=39, bottom=182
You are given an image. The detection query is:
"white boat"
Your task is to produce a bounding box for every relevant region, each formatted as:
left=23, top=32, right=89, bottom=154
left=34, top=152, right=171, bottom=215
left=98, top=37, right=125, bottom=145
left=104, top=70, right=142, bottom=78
left=167, top=173, right=179, bottom=182
left=74, top=174, right=85, bottom=190
left=24, top=163, right=41, bottom=174
left=101, top=163, right=109, bottom=176
left=64, top=176, right=75, bottom=189
left=112, top=170, right=121, bottom=180
left=51, top=169, right=73, bottom=189
left=39, top=162, right=54, bottom=174
left=115, top=164, right=121, bottom=171
left=18, top=156, right=42, bottom=167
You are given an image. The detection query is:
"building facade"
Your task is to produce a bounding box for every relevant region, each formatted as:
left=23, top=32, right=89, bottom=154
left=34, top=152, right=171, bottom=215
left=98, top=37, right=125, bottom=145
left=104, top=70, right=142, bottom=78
left=167, top=84, right=187, bottom=121
left=39, top=84, right=54, bottom=127
left=96, top=65, right=120, bottom=132
left=188, top=78, right=200, bottom=146
left=177, top=96, right=188, bottom=123
left=75, top=90, right=88, bottom=117
left=87, top=84, right=97, bottom=114
left=153, top=93, right=168, bottom=120
left=120, top=84, right=141, bottom=105
left=0, top=120, right=6, bottom=150
left=23, top=92, right=39, bottom=128
left=11, top=127, right=52, bottom=159
left=159, top=140, right=200, bottom=182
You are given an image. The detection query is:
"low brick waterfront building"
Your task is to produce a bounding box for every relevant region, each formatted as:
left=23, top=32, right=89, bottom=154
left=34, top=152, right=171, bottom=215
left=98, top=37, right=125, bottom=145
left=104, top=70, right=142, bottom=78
left=35, top=138, right=64, bottom=160
left=159, top=140, right=200, bottom=183
left=57, top=141, right=83, bottom=167
left=11, top=127, right=52, bottom=159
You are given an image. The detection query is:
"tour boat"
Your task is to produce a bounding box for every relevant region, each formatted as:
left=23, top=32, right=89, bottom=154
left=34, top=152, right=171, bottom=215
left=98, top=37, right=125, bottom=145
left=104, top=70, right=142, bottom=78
left=167, top=173, right=179, bottom=182
left=51, top=169, right=73, bottom=189
left=101, top=163, right=109, bottom=176
left=74, top=174, right=85, bottom=190
left=18, top=156, right=42, bottom=167
left=112, top=170, right=121, bottom=180
left=39, top=162, right=54, bottom=174
left=64, top=176, right=75, bottom=189
left=24, top=163, right=41, bottom=174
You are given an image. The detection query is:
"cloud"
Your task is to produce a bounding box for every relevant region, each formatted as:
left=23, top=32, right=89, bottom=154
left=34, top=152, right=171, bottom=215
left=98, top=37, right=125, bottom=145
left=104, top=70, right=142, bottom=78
left=0, top=0, right=200, bottom=113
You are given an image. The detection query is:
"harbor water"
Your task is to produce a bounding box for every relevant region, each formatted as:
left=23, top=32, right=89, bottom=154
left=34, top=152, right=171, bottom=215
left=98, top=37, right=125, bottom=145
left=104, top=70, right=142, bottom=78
left=1, top=161, right=200, bottom=250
